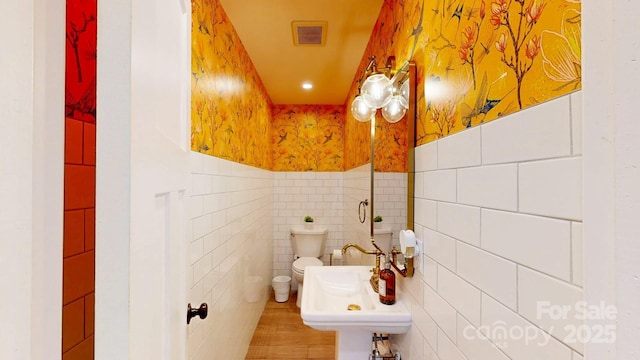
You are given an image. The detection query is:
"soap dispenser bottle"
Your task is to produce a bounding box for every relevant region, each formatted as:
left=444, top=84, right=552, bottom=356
left=379, top=255, right=396, bottom=305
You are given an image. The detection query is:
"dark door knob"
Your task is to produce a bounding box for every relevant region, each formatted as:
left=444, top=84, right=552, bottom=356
left=187, top=303, right=208, bottom=324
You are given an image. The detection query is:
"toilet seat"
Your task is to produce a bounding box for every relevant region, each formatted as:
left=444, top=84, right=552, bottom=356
left=292, top=257, right=323, bottom=274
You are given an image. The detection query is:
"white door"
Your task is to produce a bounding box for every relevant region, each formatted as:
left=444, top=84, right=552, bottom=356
left=96, top=0, right=191, bottom=359
left=0, top=1, right=65, bottom=359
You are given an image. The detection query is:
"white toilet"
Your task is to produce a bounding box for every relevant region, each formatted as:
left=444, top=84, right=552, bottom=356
left=291, top=225, right=328, bottom=307
left=373, top=226, right=393, bottom=254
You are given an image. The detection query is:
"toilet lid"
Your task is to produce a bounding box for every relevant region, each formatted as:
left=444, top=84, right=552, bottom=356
left=292, top=257, right=323, bottom=273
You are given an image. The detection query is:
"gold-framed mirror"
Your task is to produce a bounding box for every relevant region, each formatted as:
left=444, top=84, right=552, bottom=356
left=367, top=59, right=416, bottom=255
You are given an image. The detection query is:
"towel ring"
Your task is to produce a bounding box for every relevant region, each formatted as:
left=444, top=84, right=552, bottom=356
left=358, top=199, right=368, bottom=224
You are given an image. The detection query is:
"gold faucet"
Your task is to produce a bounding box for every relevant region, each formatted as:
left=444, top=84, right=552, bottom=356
left=341, top=240, right=385, bottom=293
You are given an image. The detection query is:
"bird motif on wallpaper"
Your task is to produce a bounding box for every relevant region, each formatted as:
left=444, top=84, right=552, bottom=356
left=197, top=19, right=211, bottom=36
left=409, top=0, right=425, bottom=59
left=391, top=0, right=409, bottom=47
left=393, top=134, right=402, bottom=146
left=224, top=31, right=235, bottom=51
left=460, top=72, right=512, bottom=127
left=323, top=132, right=333, bottom=144
left=477, top=31, right=496, bottom=65
left=431, top=0, right=449, bottom=22
left=277, top=132, right=288, bottom=144
left=465, top=0, right=479, bottom=20
left=447, top=2, right=464, bottom=35
left=445, top=57, right=456, bottom=73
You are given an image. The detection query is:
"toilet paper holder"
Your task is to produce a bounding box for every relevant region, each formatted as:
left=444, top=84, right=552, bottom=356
left=328, top=249, right=343, bottom=266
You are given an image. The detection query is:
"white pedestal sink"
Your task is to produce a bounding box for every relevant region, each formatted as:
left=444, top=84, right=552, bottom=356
left=300, top=266, right=411, bottom=359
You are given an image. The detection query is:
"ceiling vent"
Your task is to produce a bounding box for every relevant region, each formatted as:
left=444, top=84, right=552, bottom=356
left=292, top=21, right=327, bottom=46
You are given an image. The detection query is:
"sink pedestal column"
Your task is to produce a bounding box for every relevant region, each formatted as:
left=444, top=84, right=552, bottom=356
left=335, top=330, right=372, bottom=359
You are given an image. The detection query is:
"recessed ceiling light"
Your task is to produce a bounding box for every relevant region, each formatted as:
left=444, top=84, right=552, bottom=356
left=302, top=82, right=313, bottom=90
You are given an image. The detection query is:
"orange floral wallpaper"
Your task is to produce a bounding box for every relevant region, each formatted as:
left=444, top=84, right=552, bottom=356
left=272, top=105, right=345, bottom=172
left=191, top=0, right=581, bottom=172
left=191, top=0, right=272, bottom=169
left=343, top=114, right=373, bottom=171
left=345, top=0, right=582, bottom=169
left=343, top=109, right=409, bottom=172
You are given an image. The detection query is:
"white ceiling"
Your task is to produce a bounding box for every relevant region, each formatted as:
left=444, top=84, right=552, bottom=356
left=218, top=0, right=384, bottom=105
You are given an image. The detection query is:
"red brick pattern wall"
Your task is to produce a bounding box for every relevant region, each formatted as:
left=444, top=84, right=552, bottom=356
left=63, top=0, right=96, bottom=358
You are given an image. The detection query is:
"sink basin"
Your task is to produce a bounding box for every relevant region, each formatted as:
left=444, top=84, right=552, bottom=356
left=301, top=266, right=411, bottom=334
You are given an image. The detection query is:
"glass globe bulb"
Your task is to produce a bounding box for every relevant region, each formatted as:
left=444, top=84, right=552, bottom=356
left=351, top=95, right=376, bottom=122
left=382, top=95, right=407, bottom=123
left=361, top=74, right=393, bottom=109
left=399, top=79, right=410, bottom=109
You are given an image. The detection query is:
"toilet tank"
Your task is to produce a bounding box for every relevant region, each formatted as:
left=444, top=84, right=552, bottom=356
left=373, top=227, right=393, bottom=254
left=290, top=226, right=328, bottom=257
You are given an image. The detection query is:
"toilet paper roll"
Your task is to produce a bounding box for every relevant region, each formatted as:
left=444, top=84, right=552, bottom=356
left=332, top=249, right=343, bottom=260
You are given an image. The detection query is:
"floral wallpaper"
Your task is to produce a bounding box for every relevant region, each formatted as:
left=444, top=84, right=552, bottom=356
left=191, top=0, right=273, bottom=169
left=272, top=105, right=345, bottom=172
left=343, top=108, right=409, bottom=172
left=66, top=0, right=96, bottom=122
left=191, top=0, right=581, bottom=172
left=345, top=0, right=581, bottom=169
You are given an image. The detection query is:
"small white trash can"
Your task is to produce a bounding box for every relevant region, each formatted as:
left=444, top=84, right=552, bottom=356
left=272, top=275, right=291, bottom=303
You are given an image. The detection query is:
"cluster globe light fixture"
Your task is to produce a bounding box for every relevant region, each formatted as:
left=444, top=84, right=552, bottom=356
left=350, top=56, right=410, bottom=123
left=381, top=95, right=406, bottom=123
left=351, top=96, right=377, bottom=122
left=361, top=73, right=393, bottom=109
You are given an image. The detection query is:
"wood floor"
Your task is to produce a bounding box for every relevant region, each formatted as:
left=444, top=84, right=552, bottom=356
left=245, top=291, right=336, bottom=360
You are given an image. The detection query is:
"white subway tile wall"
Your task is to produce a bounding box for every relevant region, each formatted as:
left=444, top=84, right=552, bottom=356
left=456, top=315, right=511, bottom=360
left=481, top=209, right=571, bottom=281
left=424, top=283, right=458, bottom=341
left=458, top=164, right=518, bottom=211
left=481, top=96, right=572, bottom=164
left=517, top=266, right=584, bottom=353
left=187, top=152, right=273, bottom=360
left=518, top=157, right=583, bottom=220
left=570, top=92, right=583, bottom=156
left=437, top=266, right=482, bottom=327
left=272, top=171, right=345, bottom=286
left=423, top=169, right=457, bottom=202
left=272, top=167, right=408, bottom=286
left=415, top=140, right=438, bottom=171
left=437, top=126, right=482, bottom=169
left=571, top=222, right=584, bottom=287
left=457, top=241, right=518, bottom=310
left=437, top=202, right=480, bottom=246
left=481, top=294, right=573, bottom=360
left=438, top=327, right=468, bottom=360
left=396, top=92, right=584, bottom=360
